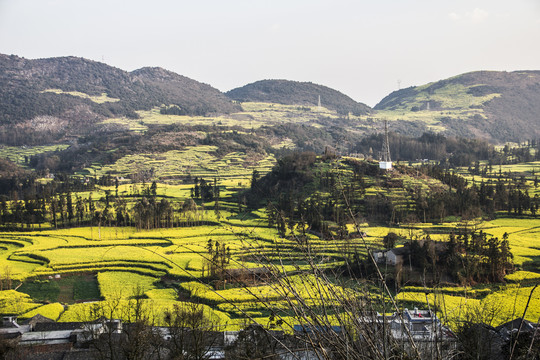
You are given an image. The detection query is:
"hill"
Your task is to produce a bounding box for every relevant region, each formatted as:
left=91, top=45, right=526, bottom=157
left=2, top=53, right=540, bottom=147
left=374, top=71, right=540, bottom=142
left=131, top=67, right=240, bottom=115
left=0, top=54, right=239, bottom=144
left=226, top=79, right=371, bottom=115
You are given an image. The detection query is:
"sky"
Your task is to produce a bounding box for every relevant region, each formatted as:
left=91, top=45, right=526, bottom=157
left=1, top=0, right=540, bottom=107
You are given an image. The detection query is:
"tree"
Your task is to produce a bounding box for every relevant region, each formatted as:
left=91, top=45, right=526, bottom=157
left=0, top=336, right=18, bottom=359
left=213, top=178, right=220, bottom=220
left=50, top=197, right=58, bottom=229
left=164, top=302, right=219, bottom=360
left=193, top=177, right=200, bottom=199
left=150, top=181, right=157, bottom=198
left=205, top=239, right=230, bottom=279
left=0, top=266, right=12, bottom=291
left=250, top=169, right=260, bottom=192
left=226, top=324, right=279, bottom=360
left=382, top=232, right=399, bottom=250
left=67, top=191, right=74, bottom=225
left=81, top=286, right=162, bottom=360
left=76, top=195, right=85, bottom=225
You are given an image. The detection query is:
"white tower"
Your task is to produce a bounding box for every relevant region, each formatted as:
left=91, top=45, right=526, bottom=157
left=379, top=120, right=392, bottom=170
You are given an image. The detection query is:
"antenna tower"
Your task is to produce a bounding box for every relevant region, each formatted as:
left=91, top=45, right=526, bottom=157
left=379, top=120, right=392, bottom=170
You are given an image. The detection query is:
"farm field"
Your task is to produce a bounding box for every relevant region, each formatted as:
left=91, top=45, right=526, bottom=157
left=359, top=81, right=502, bottom=133
left=0, top=219, right=367, bottom=328
left=0, top=154, right=539, bottom=332
left=96, top=97, right=506, bottom=143
left=0, top=144, right=70, bottom=166
left=101, top=103, right=344, bottom=133
left=41, top=89, right=120, bottom=104
left=78, top=145, right=276, bottom=182
left=454, top=160, right=540, bottom=197
left=1, top=212, right=540, bottom=330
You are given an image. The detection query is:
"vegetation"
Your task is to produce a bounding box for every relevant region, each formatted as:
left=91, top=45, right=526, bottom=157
left=1, top=54, right=540, bottom=358
left=374, top=70, right=540, bottom=142
left=226, top=79, right=371, bottom=115
left=0, top=150, right=538, bottom=336
left=0, top=54, right=239, bottom=145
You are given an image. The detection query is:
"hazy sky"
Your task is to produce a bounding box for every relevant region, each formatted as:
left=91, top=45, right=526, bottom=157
left=1, top=0, right=539, bottom=106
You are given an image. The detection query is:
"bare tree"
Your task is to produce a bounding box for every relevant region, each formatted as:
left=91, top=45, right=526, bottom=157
left=225, top=324, right=279, bottom=360
left=80, top=286, right=163, bottom=360
left=163, top=301, right=219, bottom=360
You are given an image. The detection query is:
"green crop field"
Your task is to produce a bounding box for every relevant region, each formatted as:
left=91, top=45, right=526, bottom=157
left=0, top=144, right=70, bottom=166
left=396, top=283, right=540, bottom=328
left=1, top=155, right=540, bottom=332
left=78, top=145, right=276, bottom=182
left=1, top=211, right=540, bottom=329
left=359, top=82, right=502, bottom=133
left=0, top=199, right=383, bottom=330
left=101, top=103, right=341, bottom=132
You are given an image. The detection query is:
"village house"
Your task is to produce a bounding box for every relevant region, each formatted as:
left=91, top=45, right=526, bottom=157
left=375, top=240, right=448, bottom=266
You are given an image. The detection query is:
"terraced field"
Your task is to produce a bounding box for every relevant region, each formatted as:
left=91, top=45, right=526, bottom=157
left=0, top=215, right=377, bottom=327
left=1, top=157, right=539, bottom=331
left=1, top=212, right=540, bottom=330
left=101, top=103, right=343, bottom=133
left=41, top=89, right=120, bottom=104
left=454, top=160, right=540, bottom=197
left=0, top=144, right=70, bottom=166
left=79, top=145, right=276, bottom=183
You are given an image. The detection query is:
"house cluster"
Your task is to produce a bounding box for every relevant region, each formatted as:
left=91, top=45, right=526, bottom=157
left=387, top=308, right=457, bottom=358
left=1, top=310, right=536, bottom=359
left=0, top=308, right=455, bottom=360
left=373, top=246, right=409, bottom=266
left=373, top=240, right=447, bottom=266
left=0, top=315, right=123, bottom=359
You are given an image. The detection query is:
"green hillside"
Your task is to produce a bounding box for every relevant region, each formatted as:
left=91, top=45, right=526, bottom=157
left=374, top=71, right=540, bottom=142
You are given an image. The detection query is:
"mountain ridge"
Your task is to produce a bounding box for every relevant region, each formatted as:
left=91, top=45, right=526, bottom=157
left=1, top=54, right=540, bottom=144
left=0, top=54, right=238, bottom=116
left=226, top=79, right=372, bottom=116
left=374, top=70, right=540, bottom=142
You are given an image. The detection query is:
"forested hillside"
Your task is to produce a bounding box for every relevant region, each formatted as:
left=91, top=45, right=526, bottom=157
left=0, top=54, right=239, bottom=144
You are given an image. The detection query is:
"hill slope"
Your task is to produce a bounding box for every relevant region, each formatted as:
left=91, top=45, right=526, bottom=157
left=0, top=54, right=239, bottom=144
left=130, top=67, right=240, bottom=115
left=374, top=71, right=540, bottom=142
left=2, top=54, right=539, bottom=146
left=226, top=79, right=371, bottom=115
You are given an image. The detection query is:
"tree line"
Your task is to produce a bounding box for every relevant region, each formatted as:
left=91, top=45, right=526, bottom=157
left=0, top=178, right=222, bottom=231
left=250, top=153, right=540, bottom=241
left=405, top=231, right=514, bottom=284
left=355, top=132, right=540, bottom=167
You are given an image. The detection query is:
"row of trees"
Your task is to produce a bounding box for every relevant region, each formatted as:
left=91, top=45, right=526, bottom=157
left=418, top=165, right=540, bottom=222
left=203, top=239, right=231, bottom=279
left=0, top=179, right=222, bottom=231
left=355, top=132, right=540, bottom=167
left=191, top=177, right=218, bottom=202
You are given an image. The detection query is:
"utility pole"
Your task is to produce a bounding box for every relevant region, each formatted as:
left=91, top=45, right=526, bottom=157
left=379, top=120, right=393, bottom=170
